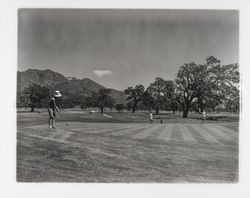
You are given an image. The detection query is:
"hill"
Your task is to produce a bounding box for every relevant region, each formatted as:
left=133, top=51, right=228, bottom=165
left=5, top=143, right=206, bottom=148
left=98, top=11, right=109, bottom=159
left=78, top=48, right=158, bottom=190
left=17, top=69, right=68, bottom=91
left=17, top=69, right=127, bottom=105
left=108, top=88, right=127, bottom=104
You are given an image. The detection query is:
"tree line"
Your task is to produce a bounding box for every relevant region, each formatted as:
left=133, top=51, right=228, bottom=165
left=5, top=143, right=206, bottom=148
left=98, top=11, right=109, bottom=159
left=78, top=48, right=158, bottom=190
left=124, top=56, right=239, bottom=117
left=17, top=56, right=239, bottom=118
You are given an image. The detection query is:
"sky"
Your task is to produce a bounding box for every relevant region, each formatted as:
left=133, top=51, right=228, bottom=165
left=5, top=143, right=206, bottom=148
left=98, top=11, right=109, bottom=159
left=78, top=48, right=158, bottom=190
left=18, top=9, right=239, bottom=91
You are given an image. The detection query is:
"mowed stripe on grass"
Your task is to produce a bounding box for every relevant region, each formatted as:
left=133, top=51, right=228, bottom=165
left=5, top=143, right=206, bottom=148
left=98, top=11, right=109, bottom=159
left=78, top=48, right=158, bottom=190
left=207, top=126, right=234, bottom=141
left=133, top=124, right=165, bottom=139
left=145, top=125, right=167, bottom=140
left=117, top=124, right=152, bottom=137
left=69, top=123, right=143, bottom=135
left=71, top=124, right=133, bottom=134
left=157, top=125, right=174, bottom=142
left=194, top=125, right=222, bottom=145
left=108, top=124, right=146, bottom=136
left=185, top=125, right=210, bottom=144
left=97, top=124, right=154, bottom=137
left=26, top=122, right=237, bottom=146
left=199, top=125, right=234, bottom=145
left=212, top=125, right=238, bottom=138
left=178, top=124, right=196, bottom=142
left=170, top=125, right=183, bottom=141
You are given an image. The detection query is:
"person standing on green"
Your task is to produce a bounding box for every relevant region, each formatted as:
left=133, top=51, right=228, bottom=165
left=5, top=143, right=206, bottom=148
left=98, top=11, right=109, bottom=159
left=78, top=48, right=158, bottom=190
left=149, top=112, right=153, bottom=124
left=48, top=90, right=62, bottom=129
left=202, top=111, right=206, bottom=124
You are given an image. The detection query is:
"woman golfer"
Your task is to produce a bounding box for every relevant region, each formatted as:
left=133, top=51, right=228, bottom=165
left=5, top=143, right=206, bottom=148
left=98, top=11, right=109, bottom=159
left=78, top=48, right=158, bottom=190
left=48, top=90, right=62, bottom=129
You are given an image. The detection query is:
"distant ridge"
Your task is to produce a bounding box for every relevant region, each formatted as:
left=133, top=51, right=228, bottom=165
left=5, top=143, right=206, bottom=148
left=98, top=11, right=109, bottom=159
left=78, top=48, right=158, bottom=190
left=17, top=68, right=127, bottom=104
left=17, top=69, right=68, bottom=91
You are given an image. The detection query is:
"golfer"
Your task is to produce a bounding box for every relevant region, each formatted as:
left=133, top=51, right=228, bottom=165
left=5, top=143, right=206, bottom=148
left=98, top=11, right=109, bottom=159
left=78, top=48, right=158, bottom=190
left=48, top=90, right=62, bottom=129
left=202, top=111, right=206, bottom=124
left=149, top=112, right=153, bottom=124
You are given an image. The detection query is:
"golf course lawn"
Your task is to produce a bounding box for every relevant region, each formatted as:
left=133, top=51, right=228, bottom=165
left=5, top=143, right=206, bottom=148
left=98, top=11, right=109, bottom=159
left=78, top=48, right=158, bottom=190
left=17, top=111, right=239, bottom=182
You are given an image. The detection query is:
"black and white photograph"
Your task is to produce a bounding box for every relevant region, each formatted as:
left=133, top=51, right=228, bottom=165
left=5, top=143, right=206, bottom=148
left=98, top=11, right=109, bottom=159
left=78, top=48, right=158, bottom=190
left=16, top=9, right=240, bottom=183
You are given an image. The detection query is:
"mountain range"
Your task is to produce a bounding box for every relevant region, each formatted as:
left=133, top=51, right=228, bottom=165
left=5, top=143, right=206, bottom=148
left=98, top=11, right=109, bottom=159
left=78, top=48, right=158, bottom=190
left=17, top=69, right=127, bottom=104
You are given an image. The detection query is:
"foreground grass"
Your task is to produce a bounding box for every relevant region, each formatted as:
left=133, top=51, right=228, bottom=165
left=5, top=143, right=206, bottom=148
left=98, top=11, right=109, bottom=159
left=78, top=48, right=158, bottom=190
left=16, top=111, right=239, bottom=182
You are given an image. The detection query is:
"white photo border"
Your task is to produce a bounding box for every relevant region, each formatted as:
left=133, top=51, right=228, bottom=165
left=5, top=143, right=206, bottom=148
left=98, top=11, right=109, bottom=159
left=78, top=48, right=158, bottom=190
left=0, top=0, right=249, bottom=198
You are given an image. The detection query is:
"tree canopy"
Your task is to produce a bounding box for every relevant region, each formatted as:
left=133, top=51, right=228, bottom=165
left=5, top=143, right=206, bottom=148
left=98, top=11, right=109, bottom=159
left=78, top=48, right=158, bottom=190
left=175, top=56, right=239, bottom=117
left=82, top=88, right=114, bottom=113
left=124, top=84, right=145, bottom=113
left=147, top=78, right=175, bottom=114
left=17, top=84, right=50, bottom=112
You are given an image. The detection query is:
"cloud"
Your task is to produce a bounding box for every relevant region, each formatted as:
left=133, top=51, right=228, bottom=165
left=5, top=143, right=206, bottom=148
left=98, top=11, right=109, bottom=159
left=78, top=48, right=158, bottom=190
left=93, top=70, right=113, bottom=77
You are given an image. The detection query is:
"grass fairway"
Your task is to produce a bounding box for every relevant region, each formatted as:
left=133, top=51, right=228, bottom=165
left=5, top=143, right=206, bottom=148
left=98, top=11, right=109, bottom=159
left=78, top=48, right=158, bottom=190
left=17, top=110, right=239, bottom=182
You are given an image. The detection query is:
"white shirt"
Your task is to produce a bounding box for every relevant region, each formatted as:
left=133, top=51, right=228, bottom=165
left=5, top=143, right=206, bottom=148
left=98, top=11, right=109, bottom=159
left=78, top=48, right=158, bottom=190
left=149, top=113, right=153, bottom=120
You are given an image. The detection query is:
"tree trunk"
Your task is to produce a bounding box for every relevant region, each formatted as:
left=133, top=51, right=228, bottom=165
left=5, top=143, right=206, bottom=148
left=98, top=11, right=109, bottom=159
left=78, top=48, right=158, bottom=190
left=30, top=104, right=35, bottom=112
left=100, top=107, right=104, bottom=113
left=155, top=106, right=159, bottom=115
left=183, top=108, right=189, bottom=118
left=132, top=102, right=136, bottom=113
left=132, top=107, right=135, bottom=113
